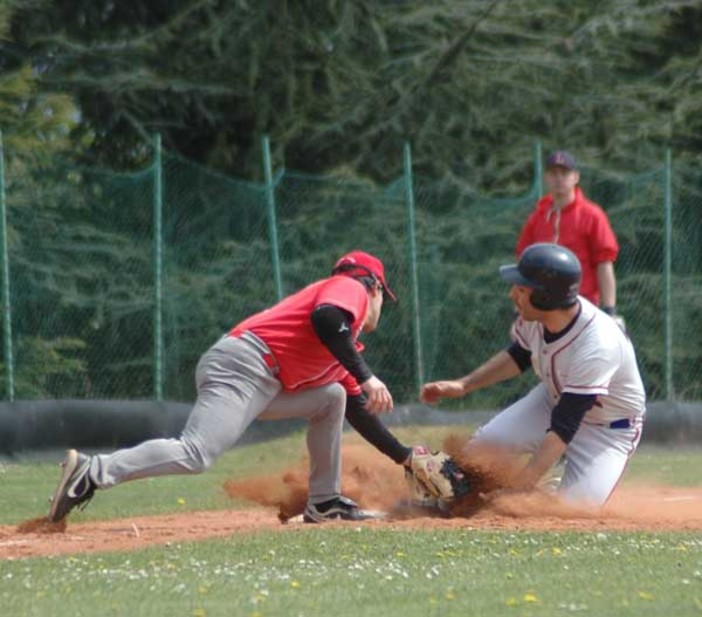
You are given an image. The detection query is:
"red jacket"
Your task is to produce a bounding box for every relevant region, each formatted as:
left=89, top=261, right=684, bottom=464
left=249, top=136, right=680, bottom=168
left=516, top=187, right=619, bottom=306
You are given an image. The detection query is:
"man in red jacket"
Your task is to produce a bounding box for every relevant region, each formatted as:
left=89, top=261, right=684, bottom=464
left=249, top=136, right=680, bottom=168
left=516, top=150, right=620, bottom=317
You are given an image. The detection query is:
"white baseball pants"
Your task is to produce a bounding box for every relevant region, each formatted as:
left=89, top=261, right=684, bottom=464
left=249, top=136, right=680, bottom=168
left=472, top=383, right=643, bottom=506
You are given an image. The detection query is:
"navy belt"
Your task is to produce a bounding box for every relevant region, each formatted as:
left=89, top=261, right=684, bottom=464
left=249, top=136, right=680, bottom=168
left=608, top=418, right=631, bottom=429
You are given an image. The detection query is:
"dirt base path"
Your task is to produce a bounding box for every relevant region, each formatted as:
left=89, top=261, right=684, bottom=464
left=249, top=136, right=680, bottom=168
left=3, top=484, right=702, bottom=560
left=5, top=443, right=702, bottom=560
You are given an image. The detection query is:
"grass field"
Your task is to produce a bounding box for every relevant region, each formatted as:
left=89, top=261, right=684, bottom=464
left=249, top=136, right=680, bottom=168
left=2, top=428, right=702, bottom=617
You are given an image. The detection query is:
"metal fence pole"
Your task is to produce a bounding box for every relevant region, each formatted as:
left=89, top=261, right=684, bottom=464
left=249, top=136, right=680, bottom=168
left=152, top=133, right=164, bottom=401
left=262, top=135, right=283, bottom=301
left=663, top=149, right=673, bottom=401
left=0, top=131, right=14, bottom=401
left=534, top=140, right=543, bottom=198
left=403, top=142, right=424, bottom=389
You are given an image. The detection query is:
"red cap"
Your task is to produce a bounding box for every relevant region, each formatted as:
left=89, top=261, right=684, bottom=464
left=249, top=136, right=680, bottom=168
left=332, top=250, right=397, bottom=301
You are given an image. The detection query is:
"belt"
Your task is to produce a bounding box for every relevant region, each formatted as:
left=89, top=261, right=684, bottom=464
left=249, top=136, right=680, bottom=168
left=586, top=417, right=639, bottom=429
left=229, top=329, right=279, bottom=375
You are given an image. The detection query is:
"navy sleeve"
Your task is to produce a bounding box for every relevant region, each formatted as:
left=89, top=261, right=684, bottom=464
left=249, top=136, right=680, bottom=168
left=507, top=341, right=532, bottom=373
left=311, top=304, right=372, bottom=384
left=549, top=392, right=598, bottom=444
left=345, top=393, right=412, bottom=464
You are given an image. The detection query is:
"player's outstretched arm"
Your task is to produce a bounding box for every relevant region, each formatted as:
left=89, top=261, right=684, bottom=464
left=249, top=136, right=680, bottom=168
left=420, top=350, right=521, bottom=404
left=420, top=380, right=465, bottom=404
left=345, top=393, right=410, bottom=463
left=511, top=431, right=567, bottom=491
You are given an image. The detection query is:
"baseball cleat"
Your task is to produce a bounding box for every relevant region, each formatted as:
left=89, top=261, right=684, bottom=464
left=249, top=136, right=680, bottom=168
left=48, top=449, right=96, bottom=523
left=302, top=495, right=385, bottom=523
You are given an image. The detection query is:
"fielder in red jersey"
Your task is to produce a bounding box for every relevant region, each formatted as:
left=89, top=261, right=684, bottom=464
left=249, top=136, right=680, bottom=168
left=516, top=150, right=620, bottom=312
left=48, top=251, right=414, bottom=524
left=233, top=275, right=372, bottom=395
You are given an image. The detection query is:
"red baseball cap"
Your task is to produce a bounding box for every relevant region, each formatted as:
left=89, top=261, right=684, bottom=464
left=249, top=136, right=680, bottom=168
left=332, top=250, right=397, bottom=301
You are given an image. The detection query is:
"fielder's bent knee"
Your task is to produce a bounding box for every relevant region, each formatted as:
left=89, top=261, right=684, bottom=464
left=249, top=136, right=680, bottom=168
left=311, top=382, right=346, bottom=422
left=325, top=382, right=347, bottom=406
left=181, top=437, right=216, bottom=474
left=325, top=382, right=347, bottom=414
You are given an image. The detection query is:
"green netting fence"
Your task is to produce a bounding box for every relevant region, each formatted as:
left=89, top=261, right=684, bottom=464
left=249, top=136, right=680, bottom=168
left=0, top=134, right=700, bottom=408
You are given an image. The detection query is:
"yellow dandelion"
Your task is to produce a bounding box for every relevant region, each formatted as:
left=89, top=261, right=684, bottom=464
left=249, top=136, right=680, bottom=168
left=638, top=591, right=655, bottom=601
left=523, top=592, right=539, bottom=603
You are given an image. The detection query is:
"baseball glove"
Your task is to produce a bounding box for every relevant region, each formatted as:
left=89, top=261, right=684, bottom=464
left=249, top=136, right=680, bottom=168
left=404, top=467, right=438, bottom=508
left=407, top=445, right=472, bottom=503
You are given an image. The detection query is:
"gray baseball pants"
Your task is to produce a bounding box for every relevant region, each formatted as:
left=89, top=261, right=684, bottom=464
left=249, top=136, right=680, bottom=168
left=89, top=333, right=345, bottom=504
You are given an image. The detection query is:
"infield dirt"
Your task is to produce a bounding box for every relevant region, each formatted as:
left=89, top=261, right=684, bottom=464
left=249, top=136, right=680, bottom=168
left=4, top=443, right=702, bottom=560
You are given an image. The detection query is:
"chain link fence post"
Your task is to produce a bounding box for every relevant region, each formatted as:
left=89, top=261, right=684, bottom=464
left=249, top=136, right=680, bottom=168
left=403, top=142, right=424, bottom=390
left=663, top=148, right=673, bottom=401
left=0, top=131, right=14, bottom=401
left=152, top=133, right=164, bottom=401
left=262, top=135, right=283, bottom=301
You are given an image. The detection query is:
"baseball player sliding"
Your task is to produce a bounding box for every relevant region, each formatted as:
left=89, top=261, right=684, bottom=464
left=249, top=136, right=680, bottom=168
left=48, top=250, right=430, bottom=524
left=420, top=243, right=646, bottom=506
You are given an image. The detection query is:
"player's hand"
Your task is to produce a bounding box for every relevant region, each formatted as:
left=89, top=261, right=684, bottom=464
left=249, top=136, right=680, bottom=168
left=361, top=375, right=393, bottom=414
left=420, top=380, right=465, bottom=404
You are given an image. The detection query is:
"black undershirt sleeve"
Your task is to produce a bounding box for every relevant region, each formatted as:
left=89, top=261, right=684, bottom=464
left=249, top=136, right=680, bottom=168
left=506, top=341, right=532, bottom=373
left=311, top=304, right=373, bottom=384
left=345, top=393, right=412, bottom=464
left=549, top=392, right=598, bottom=444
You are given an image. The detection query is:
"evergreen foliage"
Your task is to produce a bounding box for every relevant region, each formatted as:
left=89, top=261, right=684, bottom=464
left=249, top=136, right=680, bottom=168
left=0, top=2, right=701, bottom=403
left=3, top=1, right=702, bottom=184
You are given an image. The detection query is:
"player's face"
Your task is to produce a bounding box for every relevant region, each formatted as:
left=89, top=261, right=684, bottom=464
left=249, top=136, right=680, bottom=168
left=362, top=284, right=384, bottom=332
left=545, top=166, right=580, bottom=200
left=509, top=285, right=540, bottom=321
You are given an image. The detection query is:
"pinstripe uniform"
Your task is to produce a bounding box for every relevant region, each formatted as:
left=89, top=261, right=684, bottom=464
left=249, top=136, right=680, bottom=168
left=474, top=297, right=646, bottom=505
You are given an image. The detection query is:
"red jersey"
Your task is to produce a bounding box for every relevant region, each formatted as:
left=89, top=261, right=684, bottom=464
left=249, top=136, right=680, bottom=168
left=515, top=187, right=619, bottom=305
left=229, top=275, right=368, bottom=394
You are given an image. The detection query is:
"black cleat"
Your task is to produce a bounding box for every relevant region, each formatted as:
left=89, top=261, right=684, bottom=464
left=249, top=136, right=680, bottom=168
left=48, top=449, right=96, bottom=523
left=303, top=496, right=383, bottom=523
